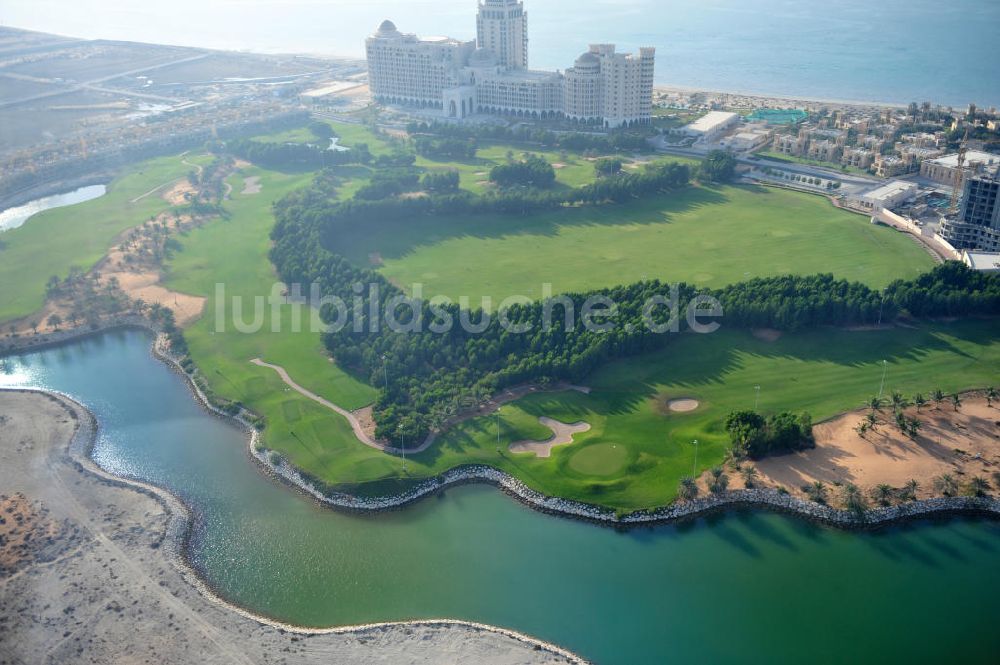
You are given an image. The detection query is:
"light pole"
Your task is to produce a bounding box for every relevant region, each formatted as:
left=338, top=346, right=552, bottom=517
left=381, top=353, right=389, bottom=397
left=877, top=359, right=888, bottom=400
left=692, top=439, right=699, bottom=478
left=754, top=385, right=761, bottom=411
left=397, top=423, right=406, bottom=473
left=496, top=406, right=502, bottom=454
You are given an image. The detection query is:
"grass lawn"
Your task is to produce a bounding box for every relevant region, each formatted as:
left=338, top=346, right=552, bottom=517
left=416, top=144, right=699, bottom=195
left=754, top=150, right=870, bottom=177
left=328, top=183, right=934, bottom=305
left=0, top=153, right=212, bottom=322
left=242, top=319, right=997, bottom=512
left=165, top=164, right=377, bottom=409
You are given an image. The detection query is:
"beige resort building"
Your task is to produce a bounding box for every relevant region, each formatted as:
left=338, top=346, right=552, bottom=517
left=365, top=0, right=655, bottom=128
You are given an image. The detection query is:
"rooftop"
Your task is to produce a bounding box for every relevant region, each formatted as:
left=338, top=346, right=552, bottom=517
left=861, top=180, right=918, bottom=203
left=685, top=111, right=738, bottom=134
left=963, top=251, right=1000, bottom=272
left=926, top=150, right=1000, bottom=168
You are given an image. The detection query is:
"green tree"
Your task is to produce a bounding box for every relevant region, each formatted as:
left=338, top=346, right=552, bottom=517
left=986, top=386, right=997, bottom=408
left=699, top=150, right=737, bottom=182
left=841, top=483, right=867, bottom=516
left=933, top=474, right=958, bottom=497
left=708, top=467, right=729, bottom=494
left=964, top=476, right=991, bottom=498
left=931, top=389, right=945, bottom=406
left=678, top=476, right=699, bottom=501
left=740, top=465, right=758, bottom=489
left=951, top=393, right=962, bottom=411
left=870, top=483, right=894, bottom=506
left=913, top=393, right=926, bottom=411
left=901, top=479, right=919, bottom=501
left=806, top=481, right=828, bottom=504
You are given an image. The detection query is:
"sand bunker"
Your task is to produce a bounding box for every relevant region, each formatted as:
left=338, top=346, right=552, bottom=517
left=752, top=328, right=783, bottom=343
left=242, top=176, right=262, bottom=195
left=508, top=417, right=591, bottom=458
left=667, top=398, right=700, bottom=413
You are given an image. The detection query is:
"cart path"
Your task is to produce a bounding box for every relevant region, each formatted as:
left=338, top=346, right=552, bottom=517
left=250, top=358, right=592, bottom=457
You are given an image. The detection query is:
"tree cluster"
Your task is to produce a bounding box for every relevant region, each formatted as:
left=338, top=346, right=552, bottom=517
left=489, top=156, right=556, bottom=188
left=725, top=410, right=815, bottom=459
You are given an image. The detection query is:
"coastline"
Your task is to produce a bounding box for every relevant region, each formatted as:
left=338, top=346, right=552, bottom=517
left=6, top=323, right=999, bottom=531
left=3, top=326, right=998, bottom=662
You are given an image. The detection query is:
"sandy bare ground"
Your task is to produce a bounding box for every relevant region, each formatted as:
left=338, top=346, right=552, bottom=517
left=751, top=328, right=782, bottom=343
left=111, top=271, right=205, bottom=326
left=667, top=398, right=700, bottom=413
left=0, top=390, right=576, bottom=665
left=241, top=176, right=261, bottom=195
left=162, top=180, right=196, bottom=205
left=508, top=417, right=591, bottom=458
left=753, top=396, right=999, bottom=499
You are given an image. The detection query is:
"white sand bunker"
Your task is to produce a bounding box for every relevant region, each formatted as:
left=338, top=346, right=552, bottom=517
left=242, top=176, right=262, bottom=195
left=667, top=398, right=700, bottom=413
left=508, top=417, right=591, bottom=458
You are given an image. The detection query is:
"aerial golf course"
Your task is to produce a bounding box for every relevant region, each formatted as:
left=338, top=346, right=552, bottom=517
left=1, top=119, right=991, bottom=511
left=143, top=121, right=995, bottom=510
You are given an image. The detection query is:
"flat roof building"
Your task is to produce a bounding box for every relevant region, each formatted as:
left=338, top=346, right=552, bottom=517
left=920, top=150, right=1000, bottom=187
left=961, top=250, right=1000, bottom=272
left=858, top=180, right=918, bottom=212
left=676, top=111, right=739, bottom=142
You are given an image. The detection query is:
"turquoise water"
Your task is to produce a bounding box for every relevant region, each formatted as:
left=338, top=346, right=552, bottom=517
left=5, top=0, right=998, bottom=107
left=2, top=329, right=999, bottom=664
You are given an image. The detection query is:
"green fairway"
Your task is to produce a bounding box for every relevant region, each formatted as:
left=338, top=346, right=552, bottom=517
left=164, top=164, right=377, bottom=420
left=414, top=145, right=697, bottom=195
left=0, top=153, right=211, bottom=322
left=414, top=320, right=999, bottom=511
left=327, top=183, right=935, bottom=304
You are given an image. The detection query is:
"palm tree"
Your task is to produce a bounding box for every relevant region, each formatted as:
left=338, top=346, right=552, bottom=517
left=740, top=465, right=758, bottom=489
left=906, top=417, right=921, bottom=439
left=890, top=391, right=907, bottom=412
left=841, top=483, right=867, bottom=516
left=901, top=479, right=919, bottom=501
left=913, top=393, right=926, bottom=412
left=933, top=474, right=958, bottom=497
left=854, top=421, right=869, bottom=438
left=951, top=393, right=962, bottom=411
left=678, top=477, right=699, bottom=501
left=931, top=389, right=945, bottom=407
left=865, top=412, right=879, bottom=430
left=708, top=466, right=729, bottom=494
left=806, top=481, right=828, bottom=504
left=964, top=476, right=991, bottom=498
left=986, top=386, right=997, bottom=408
left=894, top=411, right=907, bottom=432
left=870, top=484, right=894, bottom=506
left=867, top=396, right=883, bottom=412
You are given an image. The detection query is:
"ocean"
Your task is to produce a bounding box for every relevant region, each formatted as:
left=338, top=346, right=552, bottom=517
left=1, top=0, right=997, bottom=107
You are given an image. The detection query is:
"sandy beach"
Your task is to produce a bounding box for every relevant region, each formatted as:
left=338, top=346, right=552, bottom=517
left=0, top=390, right=576, bottom=665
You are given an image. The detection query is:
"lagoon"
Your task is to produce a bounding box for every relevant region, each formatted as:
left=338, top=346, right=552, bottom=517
left=1, top=329, right=998, bottom=664
left=0, top=185, right=107, bottom=233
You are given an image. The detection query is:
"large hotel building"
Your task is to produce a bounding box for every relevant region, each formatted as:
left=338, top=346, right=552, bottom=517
left=365, top=0, right=655, bottom=128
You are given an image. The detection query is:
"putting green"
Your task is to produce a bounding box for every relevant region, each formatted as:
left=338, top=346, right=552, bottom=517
left=569, top=443, right=630, bottom=476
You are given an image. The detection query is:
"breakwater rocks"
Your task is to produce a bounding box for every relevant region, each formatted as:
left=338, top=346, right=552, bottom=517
left=257, top=453, right=1000, bottom=530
